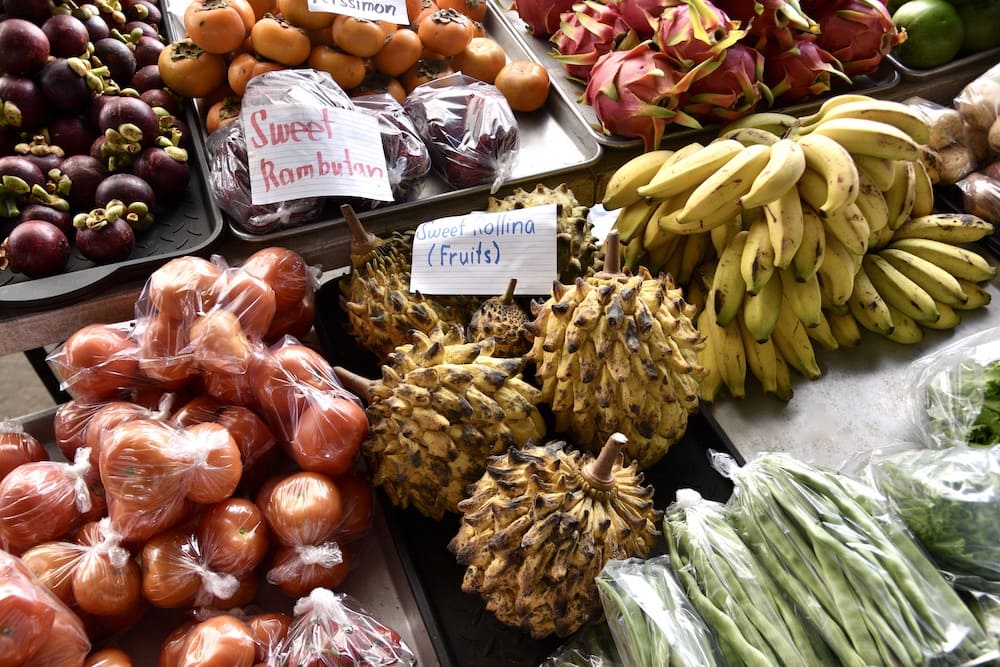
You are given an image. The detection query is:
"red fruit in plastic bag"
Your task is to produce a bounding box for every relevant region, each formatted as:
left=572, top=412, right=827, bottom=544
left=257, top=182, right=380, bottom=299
left=190, top=310, right=255, bottom=376
left=140, top=527, right=205, bottom=608
left=247, top=612, right=292, bottom=662
left=197, top=498, right=270, bottom=576
left=263, top=472, right=343, bottom=547
left=268, top=544, right=349, bottom=598
left=241, top=247, right=311, bottom=312
left=53, top=323, right=142, bottom=402
left=177, top=614, right=257, bottom=667
left=0, top=421, right=48, bottom=481
left=183, top=422, right=243, bottom=504
left=288, top=395, right=367, bottom=477
left=217, top=269, right=277, bottom=339
left=0, top=569, right=56, bottom=667
left=84, top=647, right=134, bottom=667
left=100, top=418, right=184, bottom=510
left=139, top=312, right=197, bottom=385
left=147, top=255, right=223, bottom=320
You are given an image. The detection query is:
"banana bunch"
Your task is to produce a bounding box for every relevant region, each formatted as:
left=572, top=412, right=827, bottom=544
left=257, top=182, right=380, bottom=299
left=603, top=93, right=998, bottom=402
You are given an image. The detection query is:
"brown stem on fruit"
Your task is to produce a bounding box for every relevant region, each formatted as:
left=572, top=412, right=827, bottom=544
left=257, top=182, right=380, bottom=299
left=501, top=277, right=517, bottom=305
left=341, top=204, right=379, bottom=262
left=581, top=432, right=627, bottom=490
left=333, top=366, right=375, bottom=404
left=600, top=229, right=622, bottom=276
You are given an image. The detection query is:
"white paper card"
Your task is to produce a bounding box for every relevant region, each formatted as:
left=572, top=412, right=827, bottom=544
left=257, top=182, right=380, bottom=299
left=242, top=103, right=392, bottom=206
left=409, top=204, right=558, bottom=296
left=306, top=0, right=407, bottom=22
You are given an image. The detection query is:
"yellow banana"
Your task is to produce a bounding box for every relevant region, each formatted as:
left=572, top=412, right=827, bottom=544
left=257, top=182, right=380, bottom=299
left=806, top=310, right=839, bottom=351
left=678, top=144, right=772, bottom=224
left=796, top=133, right=860, bottom=218
left=738, top=314, right=779, bottom=395
left=823, top=202, right=870, bottom=257
left=817, top=232, right=858, bottom=308
left=648, top=233, right=685, bottom=279
left=643, top=199, right=682, bottom=251
left=718, top=126, right=781, bottom=146
left=799, top=99, right=930, bottom=145
left=887, top=238, right=999, bottom=283
left=911, top=156, right=935, bottom=218
left=638, top=139, right=745, bottom=199
left=869, top=220, right=895, bottom=252
left=771, top=300, right=822, bottom=379
left=891, top=213, right=995, bottom=244
left=739, top=138, right=806, bottom=209
left=883, top=159, right=916, bottom=230
left=810, top=117, right=921, bottom=161
left=796, top=93, right=878, bottom=126
left=854, top=154, right=896, bottom=191
left=622, top=234, right=647, bottom=274
left=779, top=268, right=823, bottom=328
left=763, top=186, right=805, bottom=269
left=771, top=348, right=795, bottom=401
left=862, top=253, right=940, bottom=324
left=613, top=197, right=659, bottom=245
left=791, top=204, right=826, bottom=281
left=855, top=168, right=890, bottom=237
left=878, top=247, right=969, bottom=307
left=720, top=111, right=798, bottom=136
left=695, top=309, right=723, bottom=403
left=741, top=211, right=776, bottom=295
left=711, top=230, right=749, bottom=326
left=952, top=279, right=992, bottom=310
left=825, top=309, right=862, bottom=348
left=921, top=302, right=961, bottom=330
left=676, top=231, right=713, bottom=285
left=883, top=304, right=924, bottom=344
left=742, top=270, right=783, bottom=342
left=603, top=149, right=674, bottom=210
left=704, top=298, right=746, bottom=399
left=659, top=200, right=743, bottom=234
left=848, top=262, right=895, bottom=336
left=709, top=215, right=743, bottom=258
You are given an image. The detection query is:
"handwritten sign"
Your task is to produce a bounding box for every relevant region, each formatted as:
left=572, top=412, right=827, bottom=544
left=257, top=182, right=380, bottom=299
left=410, top=204, right=558, bottom=296
left=306, top=0, right=407, bottom=23
left=241, top=103, right=392, bottom=206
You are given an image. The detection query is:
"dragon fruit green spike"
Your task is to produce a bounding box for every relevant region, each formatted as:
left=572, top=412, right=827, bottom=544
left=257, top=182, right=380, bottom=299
left=653, top=0, right=746, bottom=70
left=552, top=0, right=635, bottom=83
left=811, top=0, right=904, bottom=75
left=584, top=41, right=711, bottom=149
left=683, top=42, right=772, bottom=122
left=717, top=0, right=819, bottom=53
left=763, top=34, right=850, bottom=103
left=512, top=0, right=577, bottom=37
left=618, top=0, right=680, bottom=38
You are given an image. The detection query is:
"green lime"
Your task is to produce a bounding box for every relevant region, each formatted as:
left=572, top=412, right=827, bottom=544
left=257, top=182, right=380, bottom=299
left=892, top=0, right=965, bottom=69
left=957, top=1, right=1000, bottom=53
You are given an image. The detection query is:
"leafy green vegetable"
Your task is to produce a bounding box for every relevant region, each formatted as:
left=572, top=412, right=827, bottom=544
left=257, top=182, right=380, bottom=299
left=924, top=358, right=1000, bottom=448
left=969, top=362, right=1000, bottom=446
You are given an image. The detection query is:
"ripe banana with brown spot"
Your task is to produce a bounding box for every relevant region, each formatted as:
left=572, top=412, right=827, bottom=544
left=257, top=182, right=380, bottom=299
left=771, top=348, right=795, bottom=402
left=855, top=168, right=890, bottom=238
left=799, top=99, right=931, bottom=145
left=825, top=309, right=862, bottom=348
left=878, top=247, right=969, bottom=307
left=921, top=302, right=961, bottom=330
left=739, top=138, right=806, bottom=209
left=823, top=202, right=870, bottom=257
left=779, top=268, right=823, bottom=328
left=796, top=133, right=860, bottom=218
left=854, top=154, right=896, bottom=191
left=887, top=238, right=999, bottom=283
left=805, top=310, right=839, bottom=351
left=791, top=204, right=826, bottom=281
left=613, top=197, right=659, bottom=245
left=883, top=304, right=924, bottom=344
left=678, top=144, right=772, bottom=224
left=741, top=210, right=776, bottom=294
left=637, top=139, right=745, bottom=199
left=742, top=269, right=783, bottom=342
left=883, top=159, right=916, bottom=230
left=718, top=126, right=781, bottom=147
left=720, top=111, right=798, bottom=136
left=911, top=157, right=935, bottom=218
left=848, top=262, right=894, bottom=336
left=763, top=186, right=805, bottom=269
left=809, top=117, right=921, bottom=161
left=709, top=215, right=743, bottom=258
left=603, top=149, right=675, bottom=210
left=817, top=232, right=859, bottom=309
left=710, top=230, right=749, bottom=326
left=676, top=231, right=713, bottom=285
left=797, top=93, right=879, bottom=126
left=862, top=253, right=940, bottom=324
left=891, top=213, right=995, bottom=244
left=738, top=314, right=779, bottom=396
left=771, top=300, right=822, bottom=380
left=952, top=279, right=992, bottom=310
left=695, top=309, right=723, bottom=402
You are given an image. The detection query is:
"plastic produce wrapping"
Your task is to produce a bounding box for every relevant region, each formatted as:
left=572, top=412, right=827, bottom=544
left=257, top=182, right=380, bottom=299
left=954, top=62, right=1000, bottom=162
left=352, top=93, right=432, bottom=207
left=595, top=555, right=723, bottom=667
left=720, top=451, right=999, bottom=666
left=403, top=72, right=519, bottom=192
left=0, top=420, right=48, bottom=480
left=662, top=489, right=831, bottom=666
left=860, top=443, right=1000, bottom=592
left=267, top=587, right=416, bottom=666
left=964, top=590, right=1000, bottom=646
left=539, top=624, right=623, bottom=667
left=907, top=326, right=1000, bottom=448
left=0, top=549, right=91, bottom=666
left=166, top=613, right=259, bottom=666
left=46, top=321, right=149, bottom=403
left=958, top=172, right=1000, bottom=226
left=171, top=396, right=276, bottom=470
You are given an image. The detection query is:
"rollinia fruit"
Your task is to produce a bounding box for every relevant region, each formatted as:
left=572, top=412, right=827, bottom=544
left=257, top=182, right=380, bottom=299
left=448, top=432, right=661, bottom=639
left=584, top=41, right=707, bottom=151
left=512, top=0, right=576, bottom=36
left=485, top=182, right=600, bottom=283
left=466, top=278, right=532, bottom=357
left=525, top=232, right=705, bottom=469
left=763, top=35, right=850, bottom=103
left=683, top=42, right=771, bottom=122
left=334, top=326, right=545, bottom=520
left=810, top=0, right=903, bottom=75
left=551, top=0, right=633, bottom=83
left=653, top=0, right=745, bottom=70
left=337, top=204, right=477, bottom=360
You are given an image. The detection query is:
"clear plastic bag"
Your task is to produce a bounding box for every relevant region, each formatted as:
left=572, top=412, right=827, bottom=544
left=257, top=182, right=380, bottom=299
left=957, top=172, right=1000, bottom=225
left=720, top=451, right=999, bottom=666
left=662, top=489, right=831, bottom=666
left=403, top=72, right=519, bottom=192
left=907, top=326, right=1000, bottom=448
left=46, top=322, right=146, bottom=403
left=539, top=624, right=623, bottom=667
left=595, top=554, right=722, bottom=667
left=267, top=588, right=416, bottom=666
left=352, top=93, right=432, bottom=207
left=955, top=62, right=1000, bottom=141
left=0, top=420, right=48, bottom=481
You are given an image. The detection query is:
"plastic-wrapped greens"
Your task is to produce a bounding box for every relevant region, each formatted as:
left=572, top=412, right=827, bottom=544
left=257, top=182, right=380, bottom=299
left=595, top=555, right=722, bottom=667
left=538, top=624, right=622, bottom=667
left=721, top=451, right=998, bottom=666
left=963, top=590, right=1000, bottom=646
left=663, top=488, right=832, bottom=666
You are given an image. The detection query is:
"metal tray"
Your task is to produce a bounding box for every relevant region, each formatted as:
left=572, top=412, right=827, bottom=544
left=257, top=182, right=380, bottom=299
left=498, top=6, right=902, bottom=150
left=227, top=5, right=604, bottom=244
left=311, top=277, right=745, bottom=667
left=887, top=46, right=1000, bottom=81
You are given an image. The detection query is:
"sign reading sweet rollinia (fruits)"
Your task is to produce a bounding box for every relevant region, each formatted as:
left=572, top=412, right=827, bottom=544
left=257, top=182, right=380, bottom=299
left=242, top=102, right=392, bottom=206
left=410, top=204, right=557, bottom=296
left=307, top=0, right=406, bottom=23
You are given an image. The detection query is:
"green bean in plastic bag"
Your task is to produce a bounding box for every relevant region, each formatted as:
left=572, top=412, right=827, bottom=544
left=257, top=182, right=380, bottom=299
left=595, top=555, right=722, bottom=667
left=538, top=624, right=622, bottom=667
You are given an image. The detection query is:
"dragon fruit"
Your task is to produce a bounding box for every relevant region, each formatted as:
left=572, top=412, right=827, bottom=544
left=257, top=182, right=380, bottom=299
left=654, top=0, right=746, bottom=70
left=683, top=43, right=772, bottom=122
left=718, top=0, right=819, bottom=52
left=513, top=0, right=577, bottom=37
left=811, top=0, right=904, bottom=75
left=551, top=0, right=634, bottom=82
left=618, top=0, right=678, bottom=38
left=763, top=35, right=850, bottom=103
left=584, top=41, right=709, bottom=149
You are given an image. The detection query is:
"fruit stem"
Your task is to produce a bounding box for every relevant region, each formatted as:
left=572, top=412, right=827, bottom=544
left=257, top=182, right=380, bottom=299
left=602, top=229, right=622, bottom=275
left=581, top=432, right=627, bottom=490
left=501, top=277, right=517, bottom=305
left=333, top=366, right=375, bottom=404
left=340, top=204, right=379, bottom=260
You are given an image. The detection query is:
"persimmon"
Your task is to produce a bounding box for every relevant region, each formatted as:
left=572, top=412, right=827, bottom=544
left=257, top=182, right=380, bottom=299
left=349, top=72, right=407, bottom=103
left=331, top=14, right=386, bottom=58
left=406, top=0, right=437, bottom=23
left=183, top=0, right=255, bottom=54
left=288, top=395, right=367, bottom=476
left=437, top=0, right=486, bottom=22
left=140, top=528, right=203, bottom=608
left=400, top=56, right=453, bottom=93
left=276, top=0, right=333, bottom=30
left=494, top=59, right=550, bottom=112
left=372, top=27, right=423, bottom=77
left=451, top=35, right=506, bottom=83
left=158, top=38, right=228, bottom=99
left=55, top=323, right=141, bottom=402
left=249, top=15, right=311, bottom=66
left=307, top=44, right=367, bottom=90
left=227, top=52, right=285, bottom=96
left=417, top=7, right=474, bottom=56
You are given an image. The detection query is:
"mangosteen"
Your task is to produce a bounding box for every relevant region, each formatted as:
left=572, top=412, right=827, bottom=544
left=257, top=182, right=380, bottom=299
left=0, top=19, right=50, bottom=76
left=73, top=202, right=136, bottom=264
left=0, top=75, right=48, bottom=132
left=0, top=219, right=70, bottom=277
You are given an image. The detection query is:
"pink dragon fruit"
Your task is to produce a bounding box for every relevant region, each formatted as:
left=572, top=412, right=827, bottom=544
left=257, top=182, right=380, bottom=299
left=810, top=0, right=904, bottom=75
left=512, top=0, right=577, bottom=37
left=763, top=34, right=850, bottom=103
left=551, top=0, right=634, bottom=82
left=717, top=0, right=819, bottom=52
left=683, top=43, right=772, bottom=122
left=618, top=0, right=678, bottom=38
left=584, top=41, right=710, bottom=149
left=654, top=0, right=746, bottom=70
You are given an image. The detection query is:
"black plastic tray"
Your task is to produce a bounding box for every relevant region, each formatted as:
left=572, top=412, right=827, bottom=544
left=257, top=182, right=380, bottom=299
left=312, top=276, right=744, bottom=667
